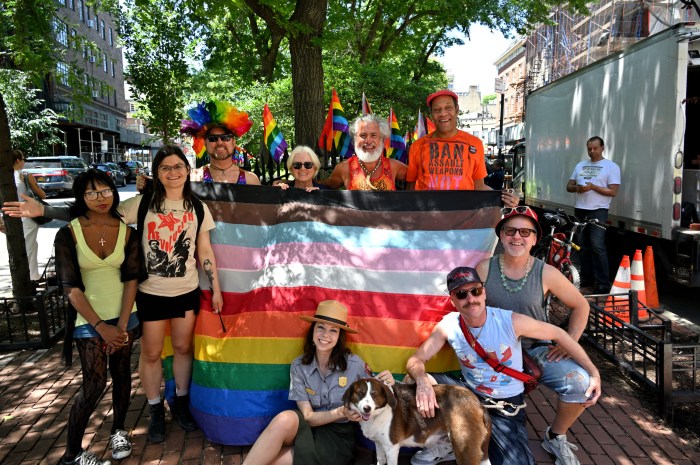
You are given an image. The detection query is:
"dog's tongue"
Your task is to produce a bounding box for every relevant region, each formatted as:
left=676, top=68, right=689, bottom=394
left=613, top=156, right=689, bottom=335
left=361, top=413, right=371, bottom=421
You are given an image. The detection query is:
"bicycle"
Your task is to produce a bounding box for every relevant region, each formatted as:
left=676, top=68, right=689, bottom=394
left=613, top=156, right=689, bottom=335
left=532, top=209, right=607, bottom=289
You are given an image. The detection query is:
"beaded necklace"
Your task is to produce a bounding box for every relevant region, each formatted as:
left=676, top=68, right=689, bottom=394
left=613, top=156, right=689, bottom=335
left=358, top=158, right=382, bottom=179
left=499, top=254, right=532, bottom=293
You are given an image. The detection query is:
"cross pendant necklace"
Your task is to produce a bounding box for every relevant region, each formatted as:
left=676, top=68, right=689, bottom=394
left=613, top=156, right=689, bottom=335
left=97, top=230, right=107, bottom=247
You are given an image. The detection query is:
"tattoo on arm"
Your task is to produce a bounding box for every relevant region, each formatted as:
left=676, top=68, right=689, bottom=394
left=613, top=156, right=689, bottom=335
left=203, top=259, right=214, bottom=289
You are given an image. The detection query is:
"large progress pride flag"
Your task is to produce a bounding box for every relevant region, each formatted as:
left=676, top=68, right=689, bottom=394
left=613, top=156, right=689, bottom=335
left=164, top=184, right=501, bottom=445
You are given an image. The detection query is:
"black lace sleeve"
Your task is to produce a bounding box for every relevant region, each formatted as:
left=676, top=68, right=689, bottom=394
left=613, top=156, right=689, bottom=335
left=54, top=225, right=84, bottom=292
left=45, top=204, right=72, bottom=222
left=121, top=225, right=144, bottom=282
left=54, top=225, right=80, bottom=367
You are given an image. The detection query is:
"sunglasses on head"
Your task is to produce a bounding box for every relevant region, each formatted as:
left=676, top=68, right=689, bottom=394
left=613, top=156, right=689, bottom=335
left=207, top=134, right=233, bottom=143
left=453, top=286, right=484, bottom=299
left=292, top=162, right=315, bottom=170
left=501, top=206, right=533, bottom=216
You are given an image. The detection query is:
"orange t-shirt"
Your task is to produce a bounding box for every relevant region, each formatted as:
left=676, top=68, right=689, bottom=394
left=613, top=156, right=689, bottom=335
left=406, top=130, right=487, bottom=190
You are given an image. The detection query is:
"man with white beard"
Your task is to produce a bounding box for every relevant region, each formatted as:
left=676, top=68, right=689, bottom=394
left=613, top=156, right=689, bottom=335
left=319, top=114, right=407, bottom=190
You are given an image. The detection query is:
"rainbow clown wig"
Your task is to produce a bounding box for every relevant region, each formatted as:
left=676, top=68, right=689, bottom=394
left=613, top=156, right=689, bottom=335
left=180, top=100, right=253, bottom=168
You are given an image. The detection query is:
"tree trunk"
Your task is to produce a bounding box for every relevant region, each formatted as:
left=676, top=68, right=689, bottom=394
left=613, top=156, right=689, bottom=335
left=289, top=0, right=327, bottom=148
left=0, top=91, right=33, bottom=298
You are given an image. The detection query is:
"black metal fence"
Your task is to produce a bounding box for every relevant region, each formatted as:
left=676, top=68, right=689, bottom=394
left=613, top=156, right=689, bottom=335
left=0, top=258, right=67, bottom=351
left=553, top=290, right=700, bottom=421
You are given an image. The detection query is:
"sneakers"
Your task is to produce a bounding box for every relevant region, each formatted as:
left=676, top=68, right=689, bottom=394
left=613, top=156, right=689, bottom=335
left=67, top=450, right=111, bottom=465
left=109, top=429, right=132, bottom=460
left=148, top=401, right=166, bottom=443
left=541, top=427, right=581, bottom=465
left=171, top=394, right=198, bottom=432
left=410, top=441, right=456, bottom=465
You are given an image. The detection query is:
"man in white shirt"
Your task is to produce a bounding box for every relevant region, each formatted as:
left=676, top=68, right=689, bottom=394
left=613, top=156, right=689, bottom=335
left=566, top=136, right=621, bottom=293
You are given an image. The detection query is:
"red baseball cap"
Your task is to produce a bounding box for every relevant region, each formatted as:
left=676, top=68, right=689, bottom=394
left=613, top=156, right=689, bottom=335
left=426, top=89, right=459, bottom=107
left=495, top=206, right=542, bottom=241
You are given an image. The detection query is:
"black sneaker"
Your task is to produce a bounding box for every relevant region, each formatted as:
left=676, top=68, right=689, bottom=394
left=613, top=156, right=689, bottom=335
left=148, top=401, right=166, bottom=443
left=171, top=394, right=198, bottom=432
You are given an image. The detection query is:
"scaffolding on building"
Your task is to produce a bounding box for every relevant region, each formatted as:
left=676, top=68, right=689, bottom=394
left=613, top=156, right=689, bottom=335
left=525, top=0, right=700, bottom=93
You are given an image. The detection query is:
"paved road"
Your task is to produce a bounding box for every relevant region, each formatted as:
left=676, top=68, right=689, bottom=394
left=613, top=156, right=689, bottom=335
left=2, top=185, right=698, bottom=329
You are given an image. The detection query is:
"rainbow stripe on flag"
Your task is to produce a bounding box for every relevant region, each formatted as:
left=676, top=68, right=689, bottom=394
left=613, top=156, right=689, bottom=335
left=262, top=103, right=288, bottom=162
left=385, top=108, right=406, bottom=163
left=318, top=89, right=354, bottom=158
left=166, top=185, right=500, bottom=446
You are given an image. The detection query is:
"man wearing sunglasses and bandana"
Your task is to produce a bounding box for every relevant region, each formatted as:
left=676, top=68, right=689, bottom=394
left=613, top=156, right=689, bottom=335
left=405, top=90, right=519, bottom=208
left=474, top=206, right=591, bottom=465
left=319, top=114, right=407, bottom=191
left=406, top=267, right=600, bottom=465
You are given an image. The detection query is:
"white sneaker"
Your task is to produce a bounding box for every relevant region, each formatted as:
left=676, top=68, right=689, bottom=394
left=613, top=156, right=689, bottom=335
left=109, top=429, right=132, bottom=460
left=74, top=450, right=111, bottom=465
left=541, top=427, right=580, bottom=465
left=411, top=441, right=456, bottom=465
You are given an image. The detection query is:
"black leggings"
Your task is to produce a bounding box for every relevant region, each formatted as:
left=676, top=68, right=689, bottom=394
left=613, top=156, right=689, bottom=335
left=64, top=329, right=135, bottom=460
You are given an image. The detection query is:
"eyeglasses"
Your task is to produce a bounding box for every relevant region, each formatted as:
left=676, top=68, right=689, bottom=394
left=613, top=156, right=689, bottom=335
left=454, top=287, right=484, bottom=299
left=292, top=162, right=315, bottom=170
left=159, top=163, right=187, bottom=173
left=502, top=226, right=537, bottom=237
left=207, top=134, right=233, bottom=142
left=84, top=188, right=114, bottom=200
left=501, top=206, right=533, bottom=216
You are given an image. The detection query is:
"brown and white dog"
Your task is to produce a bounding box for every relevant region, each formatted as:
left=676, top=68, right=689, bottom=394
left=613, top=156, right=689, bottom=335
left=343, top=378, right=491, bottom=465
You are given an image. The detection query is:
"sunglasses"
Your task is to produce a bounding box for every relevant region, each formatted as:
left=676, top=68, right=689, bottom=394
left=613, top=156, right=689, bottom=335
left=501, top=206, right=533, bottom=216
left=207, top=134, right=233, bottom=142
left=453, top=287, right=484, bottom=299
left=84, top=188, right=114, bottom=200
left=502, top=226, right=537, bottom=237
left=292, top=162, right=315, bottom=170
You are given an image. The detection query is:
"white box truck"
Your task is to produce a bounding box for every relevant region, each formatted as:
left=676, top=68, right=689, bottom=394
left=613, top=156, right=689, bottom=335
left=525, top=24, right=700, bottom=286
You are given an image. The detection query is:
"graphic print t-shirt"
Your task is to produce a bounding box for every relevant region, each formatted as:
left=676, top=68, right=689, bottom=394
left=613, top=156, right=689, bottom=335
left=406, top=130, right=487, bottom=190
left=119, top=195, right=215, bottom=297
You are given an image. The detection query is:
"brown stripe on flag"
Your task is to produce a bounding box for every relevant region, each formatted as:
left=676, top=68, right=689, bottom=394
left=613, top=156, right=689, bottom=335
left=203, top=200, right=502, bottom=231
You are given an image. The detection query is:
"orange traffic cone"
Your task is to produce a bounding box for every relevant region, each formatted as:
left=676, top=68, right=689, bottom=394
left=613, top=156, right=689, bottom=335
left=631, top=249, right=649, bottom=321
left=605, top=255, right=631, bottom=323
left=643, top=246, right=660, bottom=310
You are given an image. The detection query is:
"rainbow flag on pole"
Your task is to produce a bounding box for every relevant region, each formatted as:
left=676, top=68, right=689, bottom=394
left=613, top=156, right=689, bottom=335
left=262, top=103, right=288, bottom=162
left=385, top=108, right=406, bottom=163
left=161, top=185, right=501, bottom=446
left=318, top=89, right=354, bottom=158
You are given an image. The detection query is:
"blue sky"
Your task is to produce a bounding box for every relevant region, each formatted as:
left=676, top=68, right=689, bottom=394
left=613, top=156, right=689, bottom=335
left=439, top=25, right=514, bottom=95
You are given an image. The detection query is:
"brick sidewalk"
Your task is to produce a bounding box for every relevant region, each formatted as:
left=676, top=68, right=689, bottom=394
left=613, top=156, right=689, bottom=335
left=1, top=343, right=698, bottom=465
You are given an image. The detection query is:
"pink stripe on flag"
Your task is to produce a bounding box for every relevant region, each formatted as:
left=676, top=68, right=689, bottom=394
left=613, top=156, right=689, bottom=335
left=212, top=243, right=490, bottom=272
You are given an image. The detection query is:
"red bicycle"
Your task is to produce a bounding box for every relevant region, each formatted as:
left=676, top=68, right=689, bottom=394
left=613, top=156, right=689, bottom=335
left=532, top=209, right=607, bottom=288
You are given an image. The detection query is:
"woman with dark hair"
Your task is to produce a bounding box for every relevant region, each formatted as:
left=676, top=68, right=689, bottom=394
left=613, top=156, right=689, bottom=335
left=117, top=144, right=223, bottom=443
left=54, top=169, right=140, bottom=465
left=5, top=148, right=224, bottom=444
left=243, top=301, right=394, bottom=465
left=12, top=149, right=46, bottom=283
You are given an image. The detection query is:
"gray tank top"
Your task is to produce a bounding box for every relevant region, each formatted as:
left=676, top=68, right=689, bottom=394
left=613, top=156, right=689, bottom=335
left=484, top=254, right=547, bottom=349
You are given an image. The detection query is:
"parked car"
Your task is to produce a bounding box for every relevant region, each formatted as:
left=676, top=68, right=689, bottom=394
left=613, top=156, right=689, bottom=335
left=92, top=162, right=127, bottom=187
left=117, top=160, right=146, bottom=183
left=24, top=156, right=88, bottom=196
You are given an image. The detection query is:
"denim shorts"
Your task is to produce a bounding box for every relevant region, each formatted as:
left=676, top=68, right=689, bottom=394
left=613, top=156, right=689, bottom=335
left=528, top=345, right=591, bottom=403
